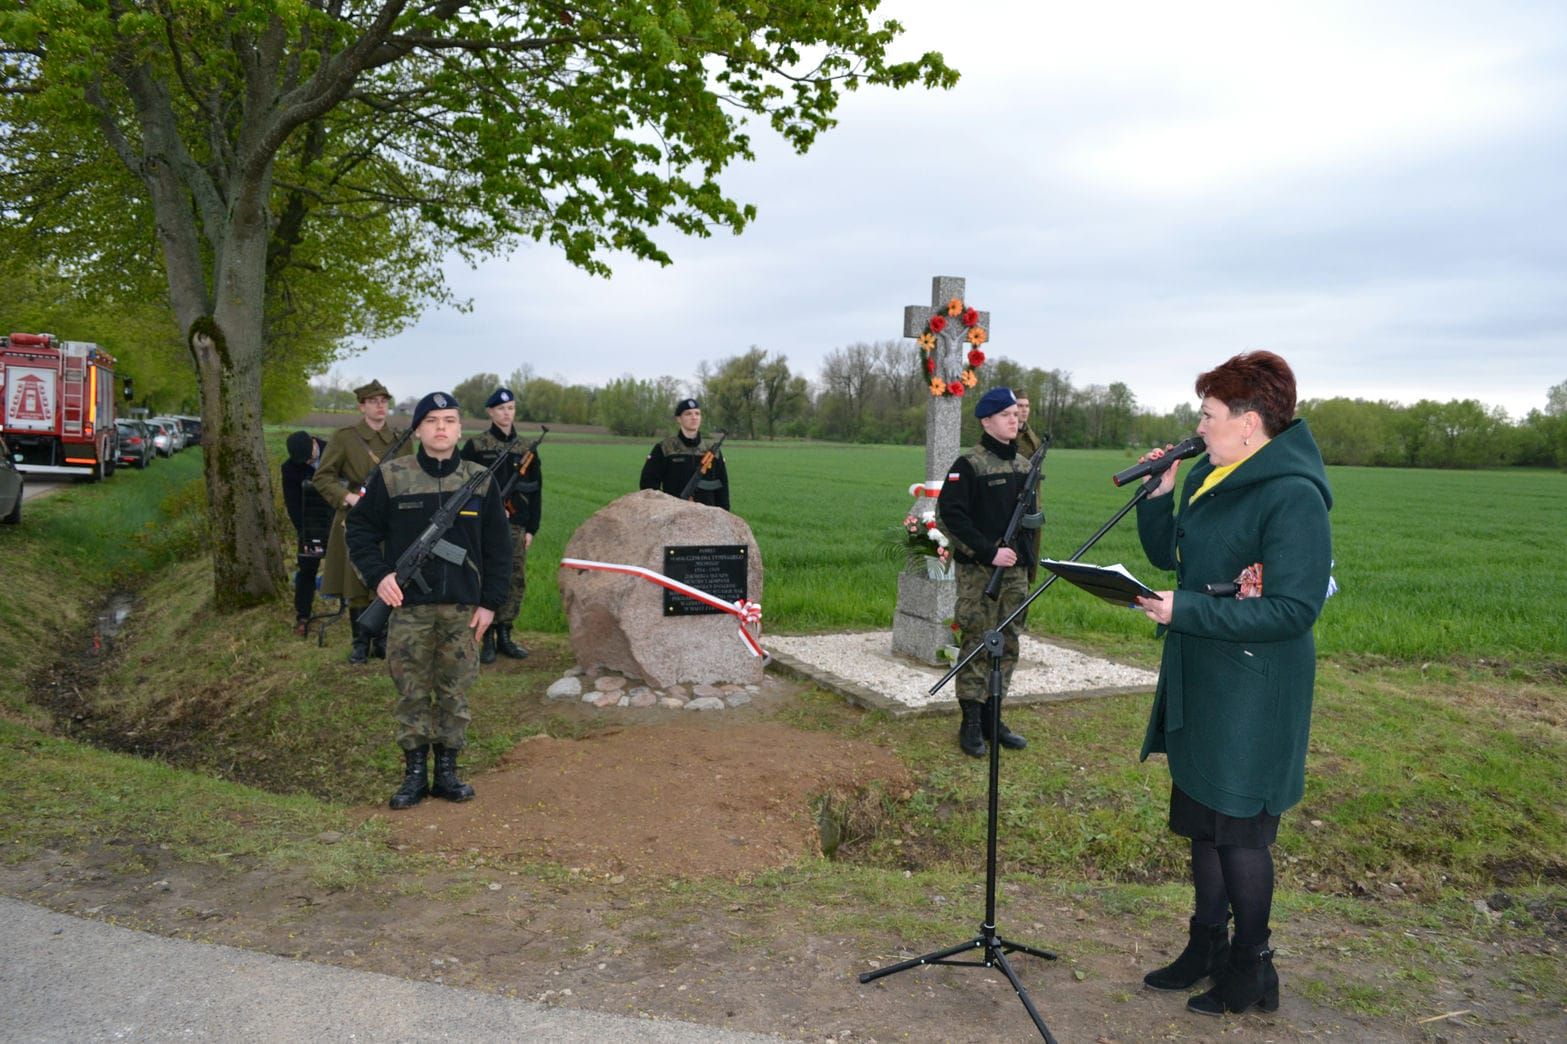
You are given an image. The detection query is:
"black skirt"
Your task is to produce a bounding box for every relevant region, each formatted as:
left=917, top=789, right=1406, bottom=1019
left=1168, top=784, right=1280, bottom=849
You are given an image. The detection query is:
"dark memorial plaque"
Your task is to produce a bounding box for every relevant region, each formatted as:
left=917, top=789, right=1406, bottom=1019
left=663, top=544, right=748, bottom=616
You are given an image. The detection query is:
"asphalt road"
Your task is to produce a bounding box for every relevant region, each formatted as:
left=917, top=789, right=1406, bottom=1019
left=20, top=472, right=75, bottom=503
left=1, top=897, right=786, bottom=1043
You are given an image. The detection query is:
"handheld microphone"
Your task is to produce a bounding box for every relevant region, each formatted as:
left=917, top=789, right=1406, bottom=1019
left=1111, top=436, right=1206, bottom=487
left=1202, top=582, right=1238, bottom=597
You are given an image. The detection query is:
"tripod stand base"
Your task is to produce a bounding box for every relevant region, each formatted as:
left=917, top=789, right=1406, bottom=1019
left=859, top=927, right=1059, bottom=1042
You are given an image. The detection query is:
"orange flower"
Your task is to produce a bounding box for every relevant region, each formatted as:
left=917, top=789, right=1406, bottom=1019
left=917, top=331, right=936, bottom=351
left=947, top=297, right=963, bottom=316
left=929, top=377, right=947, bottom=396
left=961, top=368, right=978, bottom=388
left=966, top=326, right=988, bottom=346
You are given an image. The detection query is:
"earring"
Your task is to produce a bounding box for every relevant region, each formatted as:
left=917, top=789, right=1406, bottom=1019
left=1244, top=437, right=1251, bottom=446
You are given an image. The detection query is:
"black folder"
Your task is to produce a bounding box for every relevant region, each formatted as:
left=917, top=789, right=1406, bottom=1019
left=1040, top=558, right=1158, bottom=608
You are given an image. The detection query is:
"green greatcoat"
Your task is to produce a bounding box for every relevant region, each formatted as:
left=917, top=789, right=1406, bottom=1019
left=312, top=419, right=409, bottom=603
left=1135, top=418, right=1333, bottom=818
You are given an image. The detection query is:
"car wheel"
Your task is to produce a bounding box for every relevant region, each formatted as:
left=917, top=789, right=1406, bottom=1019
left=3, top=492, right=20, bottom=525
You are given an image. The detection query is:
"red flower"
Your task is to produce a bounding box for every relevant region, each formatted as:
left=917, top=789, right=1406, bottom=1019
left=925, top=357, right=936, bottom=373
left=961, top=307, right=979, bottom=327
left=928, top=314, right=947, bottom=334
left=948, top=379, right=965, bottom=396
left=967, top=348, right=985, bottom=368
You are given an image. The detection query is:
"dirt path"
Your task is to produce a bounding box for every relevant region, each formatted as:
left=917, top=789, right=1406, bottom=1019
left=6, top=707, right=1563, bottom=1042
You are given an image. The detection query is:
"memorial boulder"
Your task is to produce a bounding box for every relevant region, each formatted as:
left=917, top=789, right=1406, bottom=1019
left=559, top=489, right=764, bottom=688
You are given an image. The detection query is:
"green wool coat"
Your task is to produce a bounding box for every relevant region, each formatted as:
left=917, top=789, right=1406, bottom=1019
left=1136, top=418, right=1334, bottom=818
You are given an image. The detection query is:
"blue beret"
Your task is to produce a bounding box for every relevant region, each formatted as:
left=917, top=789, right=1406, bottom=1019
left=412, top=391, right=458, bottom=429
left=485, top=387, right=514, bottom=408
left=974, top=386, right=1018, bottom=419
left=675, top=397, right=701, bottom=416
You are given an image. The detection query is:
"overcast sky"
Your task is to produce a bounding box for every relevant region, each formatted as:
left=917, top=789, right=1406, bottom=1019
left=356, top=0, right=1567, bottom=421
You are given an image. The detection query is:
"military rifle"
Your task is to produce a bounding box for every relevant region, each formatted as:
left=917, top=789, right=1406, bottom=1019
left=355, top=448, right=513, bottom=636
left=497, top=426, right=549, bottom=512
left=983, top=434, right=1051, bottom=601
left=677, top=430, right=728, bottom=501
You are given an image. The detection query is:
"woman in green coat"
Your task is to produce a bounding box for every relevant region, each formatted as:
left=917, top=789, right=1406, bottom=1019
left=1132, top=351, right=1333, bottom=1018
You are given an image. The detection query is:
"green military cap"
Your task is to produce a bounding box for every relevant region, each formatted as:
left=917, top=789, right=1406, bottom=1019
left=354, top=379, right=392, bottom=402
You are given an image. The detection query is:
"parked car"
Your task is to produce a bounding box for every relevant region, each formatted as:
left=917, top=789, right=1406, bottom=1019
left=0, top=437, right=23, bottom=524
left=150, top=417, right=187, bottom=452
left=146, top=420, right=173, bottom=457
left=173, top=415, right=203, bottom=448
left=115, top=420, right=156, bottom=469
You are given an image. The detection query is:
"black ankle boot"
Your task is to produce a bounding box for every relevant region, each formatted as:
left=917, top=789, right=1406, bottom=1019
left=388, top=746, right=429, bottom=810
left=348, top=610, right=370, bottom=664
left=479, top=628, right=496, bottom=664
left=1187, top=934, right=1278, bottom=1016
left=430, top=743, right=475, bottom=802
left=1144, top=917, right=1230, bottom=991
left=981, top=700, right=1027, bottom=750
left=958, top=700, right=988, bottom=758
left=495, top=625, right=528, bottom=659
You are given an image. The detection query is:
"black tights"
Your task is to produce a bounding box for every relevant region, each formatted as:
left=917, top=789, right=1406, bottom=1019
left=1190, top=839, right=1274, bottom=947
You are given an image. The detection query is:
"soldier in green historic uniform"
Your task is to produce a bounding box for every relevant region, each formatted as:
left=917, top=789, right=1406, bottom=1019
left=1013, top=391, right=1044, bottom=583
left=460, top=386, right=540, bottom=663
left=639, top=397, right=730, bottom=510
left=346, top=391, right=511, bottom=810
left=312, top=379, right=412, bottom=663
left=936, top=386, right=1041, bottom=758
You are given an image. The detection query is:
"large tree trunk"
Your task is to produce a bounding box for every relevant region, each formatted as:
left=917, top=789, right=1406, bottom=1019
left=185, top=182, right=288, bottom=610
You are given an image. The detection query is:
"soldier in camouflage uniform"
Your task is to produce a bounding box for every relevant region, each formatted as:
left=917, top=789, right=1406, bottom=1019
left=1012, top=392, right=1044, bottom=585
left=936, top=387, right=1043, bottom=758
left=639, top=397, right=730, bottom=510
left=313, top=379, right=412, bottom=663
left=460, top=387, right=541, bottom=663
left=347, top=392, right=511, bottom=810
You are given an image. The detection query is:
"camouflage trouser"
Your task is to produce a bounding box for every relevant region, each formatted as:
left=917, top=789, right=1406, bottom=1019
left=498, top=525, right=529, bottom=623
left=954, top=562, right=1030, bottom=705
left=386, top=602, right=480, bottom=750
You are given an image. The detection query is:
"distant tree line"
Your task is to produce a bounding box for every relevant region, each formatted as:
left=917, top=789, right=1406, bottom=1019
left=311, top=347, right=1567, bottom=470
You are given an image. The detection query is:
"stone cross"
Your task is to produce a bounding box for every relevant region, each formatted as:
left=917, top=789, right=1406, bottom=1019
left=892, top=275, right=991, bottom=666
left=902, top=276, right=990, bottom=496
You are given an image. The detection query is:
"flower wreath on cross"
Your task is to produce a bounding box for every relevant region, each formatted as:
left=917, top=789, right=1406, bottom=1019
left=916, top=296, right=989, bottom=397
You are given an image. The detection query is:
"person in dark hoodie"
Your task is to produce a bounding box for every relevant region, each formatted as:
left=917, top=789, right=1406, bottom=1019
left=346, top=392, right=511, bottom=811
left=281, top=431, right=333, bottom=636
left=1131, top=350, right=1333, bottom=1019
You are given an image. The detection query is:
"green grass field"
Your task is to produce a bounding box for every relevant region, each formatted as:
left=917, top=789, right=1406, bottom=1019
left=518, top=439, right=1567, bottom=664
left=2, top=441, right=1564, bottom=1027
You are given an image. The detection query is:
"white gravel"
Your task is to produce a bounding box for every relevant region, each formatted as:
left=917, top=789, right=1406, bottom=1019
left=766, top=631, right=1157, bottom=716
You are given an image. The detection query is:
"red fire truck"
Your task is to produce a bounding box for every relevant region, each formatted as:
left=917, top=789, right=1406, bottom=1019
left=0, top=332, right=121, bottom=481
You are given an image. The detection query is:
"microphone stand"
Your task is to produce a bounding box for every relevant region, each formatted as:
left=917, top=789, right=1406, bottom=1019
left=859, top=472, right=1169, bottom=1042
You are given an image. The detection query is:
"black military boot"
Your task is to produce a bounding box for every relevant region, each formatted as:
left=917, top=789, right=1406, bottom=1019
left=479, top=628, right=496, bottom=664
left=1143, top=917, right=1230, bottom=991
left=388, top=746, right=429, bottom=810
left=430, top=744, right=476, bottom=802
left=347, top=609, right=370, bottom=664
left=958, top=700, right=988, bottom=758
left=494, top=625, right=528, bottom=659
left=981, top=699, right=1028, bottom=750
left=1187, top=933, right=1279, bottom=1016
left=370, top=621, right=388, bottom=660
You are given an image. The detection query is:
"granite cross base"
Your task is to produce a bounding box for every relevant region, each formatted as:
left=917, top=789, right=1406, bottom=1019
left=765, top=632, right=1157, bottom=718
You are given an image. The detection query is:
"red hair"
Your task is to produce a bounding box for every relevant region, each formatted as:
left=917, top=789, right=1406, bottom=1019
left=1195, top=351, right=1296, bottom=436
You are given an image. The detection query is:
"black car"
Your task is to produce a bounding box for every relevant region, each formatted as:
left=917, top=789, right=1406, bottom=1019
left=115, top=420, right=156, bottom=469
left=0, top=437, right=24, bottom=524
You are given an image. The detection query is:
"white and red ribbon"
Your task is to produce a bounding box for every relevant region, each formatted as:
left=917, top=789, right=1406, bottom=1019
left=559, top=557, right=766, bottom=658
left=907, top=481, right=944, bottom=499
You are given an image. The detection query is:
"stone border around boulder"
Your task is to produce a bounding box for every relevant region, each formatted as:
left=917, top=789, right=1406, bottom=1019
left=544, top=665, right=763, bottom=710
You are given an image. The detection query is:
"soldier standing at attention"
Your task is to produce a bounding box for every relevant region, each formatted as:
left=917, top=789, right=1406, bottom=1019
left=1015, top=391, right=1042, bottom=460
left=281, top=431, right=332, bottom=636
left=346, top=392, right=511, bottom=810
left=460, top=387, right=540, bottom=663
left=313, top=380, right=411, bottom=663
left=937, top=387, right=1039, bottom=758
left=639, top=397, right=730, bottom=510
